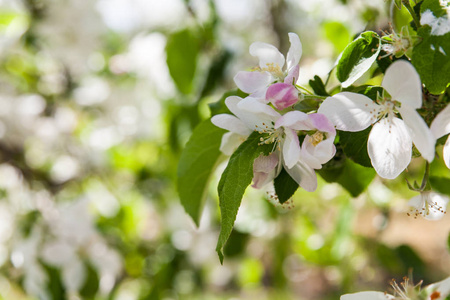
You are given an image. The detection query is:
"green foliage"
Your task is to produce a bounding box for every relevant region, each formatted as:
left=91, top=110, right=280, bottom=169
left=177, top=119, right=226, bottom=226
left=308, top=75, right=330, bottom=96
left=340, top=127, right=372, bottom=168
left=411, top=0, right=450, bottom=93
left=336, top=31, right=381, bottom=87
left=216, top=132, right=273, bottom=263
left=335, top=159, right=376, bottom=197
left=429, top=176, right=450, bottom=196
left=274, top=168, right=299, bottom=204
left=166, top=29, right=201, bottom=95
left=322, top=21, right=351, bottom=54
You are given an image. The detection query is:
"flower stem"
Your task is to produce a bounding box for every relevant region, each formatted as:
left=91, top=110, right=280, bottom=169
left=302, top=95, right=326, bottom=100
left=296, top=85, right=314, bottom=95
left=402, top=0, right=421, bottom=30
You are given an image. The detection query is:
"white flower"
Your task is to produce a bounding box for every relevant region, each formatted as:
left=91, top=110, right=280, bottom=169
left=234, top=33, right=302, bottom=103
left=319, top=60, right=435, bottom=179
left=430, top=104, right=450, bottom=169
left=341, top=276, right=450, bottom=300
left=212, top=96, right=336, bottom=191
left=408, top=191, right=449, bottom=220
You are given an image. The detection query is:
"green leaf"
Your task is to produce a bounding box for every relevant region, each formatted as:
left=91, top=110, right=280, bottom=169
left=429, top=176, right=450, bottom=196
left=274, top=168, right=299, bottom=204
left=336, top=31, right=381, bottom=87
left=412, top=16, right=450, bottom=94
left=336, top=159, right=376, bottom=197
left=216, top=132, right=273, bottom=263
left=177, top=119, right=226, bottom=226
left=308, top=75, right=330, bottom=96
left=166, top=29, right=200, bottom=95
left=339, top=127, right=372, bottom=168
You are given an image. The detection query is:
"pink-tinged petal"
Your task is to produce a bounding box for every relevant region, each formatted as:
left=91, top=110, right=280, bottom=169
left=266, top=83, right=299, bottom=110
left=284, top=64, right=300, bottom=85
left=444, top=136, right=450, bottom=169
left=275, top=111, right=309, bottom=130
left=341, top=292, right=394, bottom=300
left=382, top=60, right=422, bottom=109
left=368, top=117, right=412, bottom=179
left=431, top=105, right=450, bottom=139
left=250, top=41, right=285, bottom=70
left=318, top=92, right=378, bottom=132
left=220, top=132, right=246, bottom=156
left=252, top=153, right=279, bottom=189
left=308, top=113, right=336, bottom=135
left=282, top=128, right=301, bottom=169
left=285, top=160, right=317, bottom=192
left=398, top=105, right=435, bottom=162
left=286, top=33, right=302, bottom=71
left=234, top=71, right=273, bottom=95
left=211, top=114, right=252, bottom=136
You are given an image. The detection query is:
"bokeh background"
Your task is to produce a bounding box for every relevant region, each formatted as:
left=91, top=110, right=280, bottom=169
left=0, top=0, right=449, bottom=299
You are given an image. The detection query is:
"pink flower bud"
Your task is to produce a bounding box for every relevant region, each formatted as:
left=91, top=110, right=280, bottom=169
left=266, top=83, right=299, bottom=110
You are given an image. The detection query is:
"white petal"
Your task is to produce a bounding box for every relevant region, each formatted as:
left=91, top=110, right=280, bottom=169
left=252, top=153, right=279, bottom=189
left=368, top=117, right=412, bottom=179
left=237, top=97, right=281, bottom=130
left=282, top=128, right=301, bottom=169
left=234, top=71, right=273, bottom=94
left=300, top=136, right=323, bottom=169
left=382, top=60, right=422, bottom=109
left=425, top=192, right=449, bottom=220
left=275, top=110, right=309, bottom=130
left=408, top=195, right=425, bottom=211
left=286, top=33, right=302, bottom=71
left=318, top=92, right=378, bottom=132
left=219, top=132, right=245, bottom=156
left=211, top=114, right=252, bottom=136
left=398, top=105, right=435, bottom=162
left=285, top=160, right=317, bottom=192
left=431, top=105, right=450, bottom=139
left=426, top=276, right=450, bottom=298
left=444, top=135, right=450, bottom=169
left=341, top=291, right=394, bottom=300
left=62, top=259, right=86, bottom=292
left=250, top=41, right=285, bottom=70
left=312, top=137, right=336, bottom=165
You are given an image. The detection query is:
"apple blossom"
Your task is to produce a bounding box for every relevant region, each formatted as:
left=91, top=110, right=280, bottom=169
left=318, top=60, right=435, bottom=179
left=341, top=276, right=450, bottom=300
left=430, top=104, right=450, bottom=169
left=408, top=191, right=449, bottom=220
left=234, top=33, right=302, bottom=108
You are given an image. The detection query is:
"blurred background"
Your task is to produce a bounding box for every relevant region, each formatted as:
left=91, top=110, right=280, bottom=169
left=0, top=0, right=449, bottom=299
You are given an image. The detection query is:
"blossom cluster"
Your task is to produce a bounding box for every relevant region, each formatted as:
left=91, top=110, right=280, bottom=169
left=212, top=33, right=450, bottom=219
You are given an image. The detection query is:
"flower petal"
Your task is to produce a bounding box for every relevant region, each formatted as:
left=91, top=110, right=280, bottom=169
left=286, top=33, right=302, bottom=71
left=284, top=64, right=300, bottom=85
left=398, top=105, right=435, bottom=162
left=340, top=292, right=394, bottom=300
left=275, top=110, right=309, bottom=130
left=282, top=128, right=301, bottom=169
left=318, top=92, right=378, bottom=132
left=425, top=192, right=449, bottom=220
left=431, top=104, right=450, bottom=139
left=237, top=97, right=281, bottom=130
left=444, top=135, right=450, bottom=169
left=426, top=276, right=450, bottom=298
left=308, top=113, right=336, bottom=135
left=219, top=132, right=246, bottom=156
left=211, top=114, right=252, bottom=136
left=234, top=71, right=273, bottom=95
left=368, top=117, right=412, bottom=179
left=266, top=83, right=299, bottom=110
left=285, top=160, right=318, bottom=192
left=250, top=41, right=285, bottom=70
left=382, top=60, right=422, bottom=109
left=252, top=153, right=279, bottom=189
